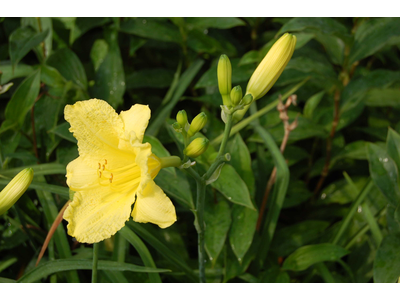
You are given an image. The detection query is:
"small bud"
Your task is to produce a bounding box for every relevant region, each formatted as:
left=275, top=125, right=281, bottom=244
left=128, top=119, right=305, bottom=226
left=184, top=138, right=209, bottom=158
left=217, top=54, right=232, bottom=106
left=0, top=168, right=34, bottom=215
left=240, top=94, right=253, bottom=106
left=176, top=110, right=188, bottom=127
left=172, top=122, right=182, bottom=133
left=230, top=86, right=243, bottom=106
left=187, top=112, right=207, bottom=137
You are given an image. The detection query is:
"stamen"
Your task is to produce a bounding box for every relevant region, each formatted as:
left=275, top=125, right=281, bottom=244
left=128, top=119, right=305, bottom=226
left=105, top=159, right=107, bottom=165
left=102, top=164, right=105, bottom=171
left=109, top=173, right=113, bottom=183
left=98, top=163, right=101, bottom=169
left=99, top=170, right=102, bottom=178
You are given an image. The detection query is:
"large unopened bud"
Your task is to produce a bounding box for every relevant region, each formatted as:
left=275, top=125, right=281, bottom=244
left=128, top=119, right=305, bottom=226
left=0, top=168, right=34, bottom=215
left=184, top=138, right=209, bottom=158
left=217, top=54, right=232, bottom=106
left=234, top=33, right=296, bottom=122
left=187, top=112, right=207, bottom=137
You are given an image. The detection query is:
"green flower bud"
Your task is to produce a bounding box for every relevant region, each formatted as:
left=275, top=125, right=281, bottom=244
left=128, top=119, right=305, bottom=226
left=187, top=112, right=207, bottom=137
left=176, top=110, right=188, bottom=127
left=240, top=94, right=253, bottom=106
left=217, top=54, right=232, bottom=106
left=172, top=122, right=182, bottom=133
left=0, top=168, right=34, bottom=215
left=184, top=138, right=209, bottom=158
left=230, top=86, right=243, bottom=106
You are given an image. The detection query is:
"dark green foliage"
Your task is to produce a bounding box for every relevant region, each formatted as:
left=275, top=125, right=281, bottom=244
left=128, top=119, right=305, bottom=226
left=1, top=17, right=400, bottom=283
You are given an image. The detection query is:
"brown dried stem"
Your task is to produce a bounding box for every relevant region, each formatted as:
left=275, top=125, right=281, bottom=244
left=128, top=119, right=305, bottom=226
left=256, top=95, right=299, bottom=231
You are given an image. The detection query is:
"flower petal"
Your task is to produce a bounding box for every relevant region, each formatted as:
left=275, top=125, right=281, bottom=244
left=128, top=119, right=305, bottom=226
left=119, top=104, right=150, bottom=143
left=131, top=180, right=176, bottom=228
left=66, top=157, right=99, bottom=191
left=64, top=188, right=136, bottom=243
left=64, top=99, right=134, bottom=169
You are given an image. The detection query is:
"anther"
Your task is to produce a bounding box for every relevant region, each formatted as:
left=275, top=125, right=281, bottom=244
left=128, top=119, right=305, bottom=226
left=104, top=159, right=107, bottom=165
left=109, top=173, right=113, bottom=183
left=102, top=164, right=105, bottom=171
left=98, top=163, right=101, bottom=169
left=99, top=171, right=102, bottom=178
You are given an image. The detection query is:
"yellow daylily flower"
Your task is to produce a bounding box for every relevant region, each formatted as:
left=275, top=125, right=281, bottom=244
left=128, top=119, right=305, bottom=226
left=63, top=99, right=177, bottom=244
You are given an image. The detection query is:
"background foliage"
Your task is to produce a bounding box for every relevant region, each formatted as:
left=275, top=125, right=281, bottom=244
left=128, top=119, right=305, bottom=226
left=1, top=17, right=400, bottom=283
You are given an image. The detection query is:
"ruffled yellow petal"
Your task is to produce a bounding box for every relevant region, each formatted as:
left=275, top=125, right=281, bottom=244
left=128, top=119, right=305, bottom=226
left=119, top=104, right=150, bottom=143
left=131, top=180, right=176, bottom=228
left=64, top=99, right=134, bottom=169
left=66, top=157, right=99, bottom=191
left=64, top=188, right=136, bottom=244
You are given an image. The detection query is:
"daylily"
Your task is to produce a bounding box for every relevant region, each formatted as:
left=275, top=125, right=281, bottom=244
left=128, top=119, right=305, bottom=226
left=63, top=99, right=179, bottom=244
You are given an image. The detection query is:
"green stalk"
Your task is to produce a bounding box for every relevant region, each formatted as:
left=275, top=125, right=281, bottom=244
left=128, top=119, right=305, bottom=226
left=210, top=78, right=308, bottom=147
left=195, top=177, right=206, bottom=283
left=315, top=262, right=335, bottom=283
left=92, top=243, right=100, bottom=283
left=332, top=178, right=374, bottom=245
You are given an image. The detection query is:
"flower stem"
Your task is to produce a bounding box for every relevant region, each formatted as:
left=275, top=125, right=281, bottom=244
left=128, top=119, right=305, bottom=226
left=195, top=177, right=206, bottom=283
left=159, top=155, right=182, bottom=169
left=92, top=243, right=100, bottom=283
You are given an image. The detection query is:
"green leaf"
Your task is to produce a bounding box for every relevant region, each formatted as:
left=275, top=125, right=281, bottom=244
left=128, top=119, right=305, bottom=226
left=126, top=69, right=174, bottom=89
left=367, top=143, right=400, bottom=207
left=314, top=33, right=345, bottom=65
left=271, top=221, right=330, bottom=257
left=40, top=65, right=66, bottom=88
left=127, top=221, right=197, bottom=282
left=282, top=243, right=350, bottom=271
left=21, top=17, right=53, bottom=61
left=349, top=18, right=400, bottom=65
left=374, top=233, right=400, bottom=283
left=229, top=205, right=257, bottom=262
left=1, top=69, right=41, bottom=133
left=238, top=50, right=259, bottom=66
left=0, top=63, right=33, bottom=84
left=154, top=169, right=194, bottom=209
left=91, top=37, right=126, bottom=109
left=49, top=122, right=76, bottom=143
left=90, top=39, right=109, bottom=72
left=47, top=48, right=88, bottom=90
left=0, top=257, right=17, bottom=273
left=387, top=128, right=400, bottom=172
left=0, top=163, right=66, bottom=177
left=187, top=29, right=236, bottom=56
left=204, top=199, right=231, bottom=265
left=18, top=258, right=169, bottom=283
left=303, top=91, right=325, bottom=119
left=120, top=18, right=181, bottom=43
left=70, top=17, right=110, bottom=44
left=9, top=26, right=49, bottom=68
left=143, top=135, right=171, bottom=161
left=119, top=226, right=161, bottom=283
left=211, top=164, right=255, bottom=210
left=185, top=17, right=245, bottom=29
left=227, top=133, right=255, bottom=197
left=365, top=88, right=400, bottom=107
left=333, top=141, right=368, bottom=163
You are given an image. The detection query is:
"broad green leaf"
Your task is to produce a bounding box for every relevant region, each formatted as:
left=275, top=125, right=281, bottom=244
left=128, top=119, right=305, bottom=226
left=349, top=18, right=400, bottom=65
left=126, top=68, right=174, bottom=89
left=365, top=88, right=400, bottom=107
left=314, top=33, right=345, bottom=65
left=154, top=169, right=194, bottom=209
left=277, top=17, right=349, bottom=42
left=227, top=133, right=255, bottom=197
left=185, top=17, right=245, bottom=29
left=120, top=18, right=182, bottom=43
left=387, top=128, right=400, bottom=172
left=49, top=122, right=76, bottom=143
left=238, top=50, right=258, bottom=66
left=18, top=259, right=169, bottom=283
left=303, top=91, right=325, bottom=119
left=70, top=17, right=110, bottom=44
left=282, top=243, right=350, bottom=271
left=212, top=164, right=255, bottom=210
left=367, top=143, right=400, bottom=207
left=187, top=29, right=236, bottom=56
left=286, top=56, right=336, bottom=79
left=91, top=36, right=125, bottom=108
left=47, top=48, right=87, bottom=90
left=373, top=233, right=400, bottom=283
left=283, top=180, right=313, bottom=208
left=21, top=17, right=53, bottom=61
left=40, top=65, right=66, bottom=88
left=9, top=26, right=49, bottom=68
left=90, top=39, right=109, bottom=72
left=229, top=205, right=257, bottom=262
left=319, top=177, right=370, bottom=205
left=0, top=257, right=17, bottom=273
left=0, top=163, right=66, bottom=177
left=204, top=199, right=231, bottom=265
left=271, top=221, right=330, bottom=256
left=333, top=141, right=368, bottom=163
left=0, top=63, right=33, bottom=84
left=1, top=69, right=41, bottom=133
